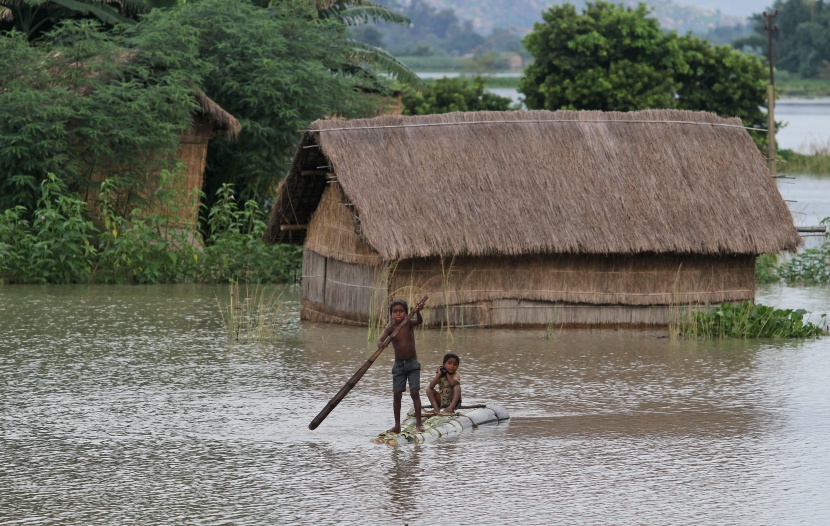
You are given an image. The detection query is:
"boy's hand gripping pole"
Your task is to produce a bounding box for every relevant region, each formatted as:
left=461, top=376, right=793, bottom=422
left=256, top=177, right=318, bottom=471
left=308, top=295, right=428, bottom=430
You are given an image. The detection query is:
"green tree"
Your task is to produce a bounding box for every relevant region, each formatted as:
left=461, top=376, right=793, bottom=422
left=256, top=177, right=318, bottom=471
left=402, top=76, right=515, bottom=115
left=736, top=0, right=830, bottom=79
left=674, top=34, right=768, bottom=145
left=0, top=0, right=149, bottom=40
left=0, top=21, right=197, bottom=211
left=519, top=1, right=768, bottom=148
left=520, top=2, right=679, bottom=112
left=132, top=0, right=387, bottom=204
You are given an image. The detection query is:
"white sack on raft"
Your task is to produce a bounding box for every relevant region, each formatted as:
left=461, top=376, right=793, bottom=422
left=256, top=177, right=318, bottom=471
left=372, top=403, right=510, bottom=446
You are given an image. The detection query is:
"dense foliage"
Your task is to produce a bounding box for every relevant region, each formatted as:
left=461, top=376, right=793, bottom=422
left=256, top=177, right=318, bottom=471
left=0, top=0, right=148, bottom=41
left=401, top=76, right=515, bottom=114
left=674, top=301, right=826, bottom=339
left=0, top=172, right=301, bottom=284
left=737, top=0, right=830, bottom=79
left=0, top=21, right=197, bottom=212
left=132, top=0, right=388, bottom=205
left=1, top=0, right=396, bottom=213
left=519, top=1, right=769, bottom=148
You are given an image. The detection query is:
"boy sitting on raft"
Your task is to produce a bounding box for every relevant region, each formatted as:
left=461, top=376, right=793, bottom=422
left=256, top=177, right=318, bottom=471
left=426, top=353, right=462, bottom=414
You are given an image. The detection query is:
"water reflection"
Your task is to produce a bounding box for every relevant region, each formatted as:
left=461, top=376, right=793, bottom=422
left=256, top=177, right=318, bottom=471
left=2, top=284, right=830, bottom=524
left=385, top=447, right=422, bottom=522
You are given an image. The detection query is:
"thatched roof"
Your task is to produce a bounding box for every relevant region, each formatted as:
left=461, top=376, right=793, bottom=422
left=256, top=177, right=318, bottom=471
left=194, top=91, right=241, bottom=140
left=264, top=110, right=801, bottom=259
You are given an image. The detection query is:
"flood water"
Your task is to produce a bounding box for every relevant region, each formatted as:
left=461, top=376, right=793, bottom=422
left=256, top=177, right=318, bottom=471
left=3, top=171, right=830, bottom=525
left=2, top=280, right=829, bottom=525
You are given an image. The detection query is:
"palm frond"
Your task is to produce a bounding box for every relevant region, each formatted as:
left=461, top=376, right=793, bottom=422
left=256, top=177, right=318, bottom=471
left=309, top=0, right=409, bottom=26
left=347, top=39, right=422, bottom=88
left=329, top=5, right=409, bottom=26
left=49, top=0, right=133, bottom=25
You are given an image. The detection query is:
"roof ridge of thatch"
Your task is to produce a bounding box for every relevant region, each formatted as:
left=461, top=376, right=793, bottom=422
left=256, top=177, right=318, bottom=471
left=194, top=91, right=241, bottom=141
left=308, top=109, right=747, bottom=131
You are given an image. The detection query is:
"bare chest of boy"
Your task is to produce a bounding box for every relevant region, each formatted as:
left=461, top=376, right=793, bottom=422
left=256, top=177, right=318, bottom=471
left=391, top=327, right=417, bottom=360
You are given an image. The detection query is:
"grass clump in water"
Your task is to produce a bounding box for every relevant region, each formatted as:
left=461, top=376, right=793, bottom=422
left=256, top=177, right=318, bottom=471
left=779, top=142, right=830, bottom=175
left=218, top=280, right=286, bottom=343
left=672, top=301, right=826, bottom=339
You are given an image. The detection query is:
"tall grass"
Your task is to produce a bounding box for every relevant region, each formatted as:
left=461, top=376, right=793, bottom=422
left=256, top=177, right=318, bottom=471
left=779, top=141, right=830, bottom=175
left=218, top=281, right=286, bottom=342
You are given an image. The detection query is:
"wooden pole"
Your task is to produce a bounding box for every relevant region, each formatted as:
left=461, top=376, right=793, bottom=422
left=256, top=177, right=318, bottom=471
left=764, top=10, right=779, bottom=177
left=308, top=295, right=428, bottom=430
left=768, top=84, right=776, bottom=177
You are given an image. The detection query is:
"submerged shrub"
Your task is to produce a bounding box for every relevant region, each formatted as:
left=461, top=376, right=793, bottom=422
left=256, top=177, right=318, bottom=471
left=777, top=246, right=830, bottom=285
left=674, top=301, right=826, bottom=339
left=0, top=174, right=300, bottom=284
left=198, top=183, right=302, bottom=283
left=755, top=253, right=780, bottom=284
left=0, top=174, right=96, bottom=284
left=756, top=218, right=830, bottom=285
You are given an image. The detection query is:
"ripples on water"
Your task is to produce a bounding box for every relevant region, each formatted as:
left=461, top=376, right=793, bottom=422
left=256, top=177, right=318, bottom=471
left=2, top=285, right=830, bottom=525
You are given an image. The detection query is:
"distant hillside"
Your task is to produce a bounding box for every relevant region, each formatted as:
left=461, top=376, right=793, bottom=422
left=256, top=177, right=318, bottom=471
left=414, top=0, right=747, bottom=35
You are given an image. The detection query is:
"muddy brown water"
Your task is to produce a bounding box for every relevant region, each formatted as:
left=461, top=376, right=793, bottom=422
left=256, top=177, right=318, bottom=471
left=2, top=282, right=829, bottom=525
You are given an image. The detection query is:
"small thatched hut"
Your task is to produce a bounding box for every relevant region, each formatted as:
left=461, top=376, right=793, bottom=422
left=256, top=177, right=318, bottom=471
left=264, top=110, right=801, bottom=328
left=85, top=91, right=240, bottom=235
left=162, top=92, right=240, bottom=228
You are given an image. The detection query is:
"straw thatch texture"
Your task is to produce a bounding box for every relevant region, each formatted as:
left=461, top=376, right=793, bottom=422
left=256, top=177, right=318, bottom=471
left=304, top=184, right=383, bottom=266
left=194, top=91, right=241, bottom=141
left=266, top=110, right=800, bottom=257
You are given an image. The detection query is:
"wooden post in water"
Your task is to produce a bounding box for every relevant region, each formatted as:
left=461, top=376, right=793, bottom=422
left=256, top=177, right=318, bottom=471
left=764, top=10, right=779, bottom=177
left=768, top=84, right=776, bottom=177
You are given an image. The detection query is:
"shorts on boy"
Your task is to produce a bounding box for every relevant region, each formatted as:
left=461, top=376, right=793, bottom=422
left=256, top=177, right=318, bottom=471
left=392, top=358, right=420, bottom=392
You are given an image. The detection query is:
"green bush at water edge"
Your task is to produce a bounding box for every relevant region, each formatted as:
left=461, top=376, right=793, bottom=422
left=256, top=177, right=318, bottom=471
left=756, top=218, right=830, bottom=286
left=0, top=172, right=300, bottom=285
left=673, top=301, right=826, bottom=339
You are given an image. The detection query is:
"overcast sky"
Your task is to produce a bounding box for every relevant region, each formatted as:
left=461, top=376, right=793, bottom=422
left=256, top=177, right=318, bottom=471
left=674, top=0, right=774, bottom=18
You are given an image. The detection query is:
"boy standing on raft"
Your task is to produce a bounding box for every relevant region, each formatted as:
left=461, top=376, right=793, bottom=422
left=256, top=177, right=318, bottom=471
left=378, top=299, right=425, bottom=433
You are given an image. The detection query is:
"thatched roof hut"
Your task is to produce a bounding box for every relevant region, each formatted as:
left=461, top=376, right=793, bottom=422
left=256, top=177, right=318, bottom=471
left=265, top=109, right=801, bottom=328
left=86, top=91, right=240, bottom=239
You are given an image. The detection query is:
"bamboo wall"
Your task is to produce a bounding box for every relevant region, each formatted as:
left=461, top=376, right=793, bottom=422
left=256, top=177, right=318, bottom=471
left=84, top=119, right=212, bottom=242
left=300, top=251, right=755, bottom=328
left=301, top=249, right=387, bottom=324
left=386, top=253, right=756, bottom=328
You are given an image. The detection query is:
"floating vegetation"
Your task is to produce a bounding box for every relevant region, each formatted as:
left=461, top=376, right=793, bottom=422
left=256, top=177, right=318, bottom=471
left=671, top=301, right=826, bottom=339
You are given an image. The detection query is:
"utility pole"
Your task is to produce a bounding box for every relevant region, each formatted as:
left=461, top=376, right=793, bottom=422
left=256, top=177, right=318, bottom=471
left=764, top=10, right=779, bottom=176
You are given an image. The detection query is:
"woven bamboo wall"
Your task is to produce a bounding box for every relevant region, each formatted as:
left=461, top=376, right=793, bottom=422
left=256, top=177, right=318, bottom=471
left=384, top=253, right=756, bottom=328
left=154, top=120, right=211, bottom=229
left=430, top=300, right=684, bottom=328
left=85, top=119, right=211, bottom=234
left=301, top=249, right=387, bottom=324
left=388, top=254, right=755, bottom=306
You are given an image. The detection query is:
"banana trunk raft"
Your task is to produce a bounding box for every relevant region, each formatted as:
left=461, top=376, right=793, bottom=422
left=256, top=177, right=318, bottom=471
left=372, top=403, right=510, bottom=446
